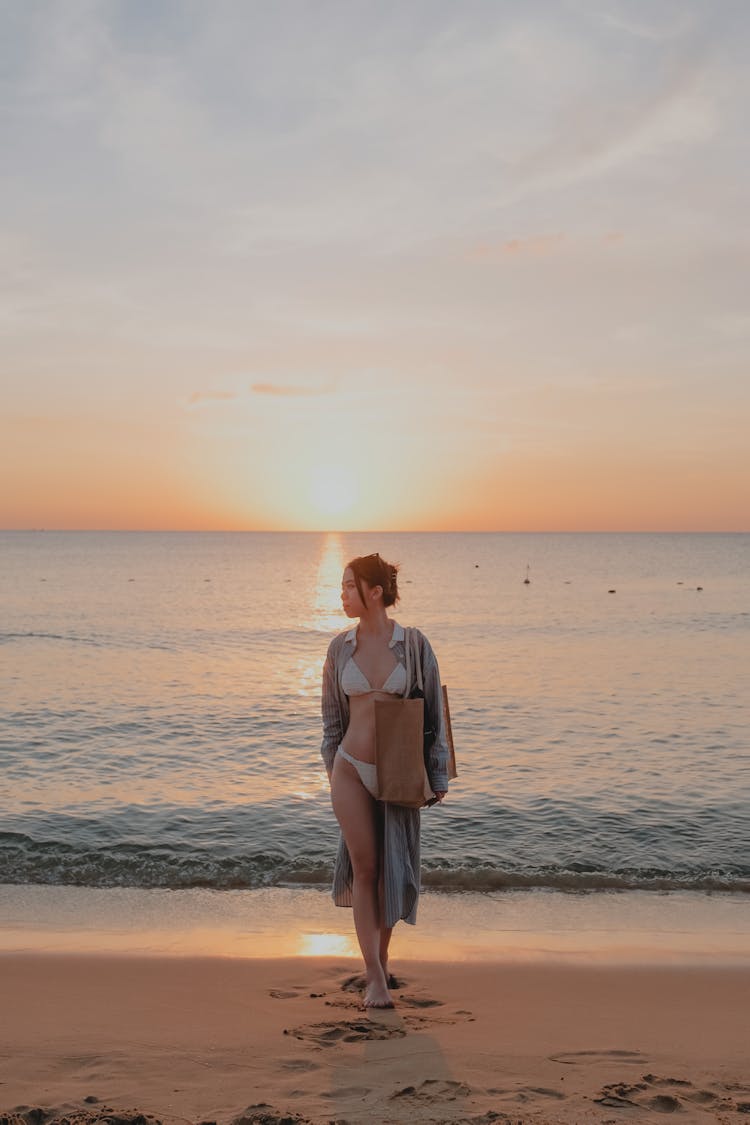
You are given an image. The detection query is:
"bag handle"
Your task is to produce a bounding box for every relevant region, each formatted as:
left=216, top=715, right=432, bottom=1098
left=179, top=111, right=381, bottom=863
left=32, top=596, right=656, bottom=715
left=403, top=625, right=412, bottom=697
left=413, top=628, right=424, bottom=692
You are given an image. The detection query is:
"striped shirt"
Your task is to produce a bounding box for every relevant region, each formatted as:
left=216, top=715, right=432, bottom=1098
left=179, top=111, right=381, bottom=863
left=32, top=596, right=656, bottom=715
left=320, top=620, right=451, bottom=927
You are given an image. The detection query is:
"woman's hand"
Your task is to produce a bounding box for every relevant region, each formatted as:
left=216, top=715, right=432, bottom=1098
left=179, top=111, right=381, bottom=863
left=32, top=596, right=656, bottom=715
left=433, top=790, right=447, bottom=803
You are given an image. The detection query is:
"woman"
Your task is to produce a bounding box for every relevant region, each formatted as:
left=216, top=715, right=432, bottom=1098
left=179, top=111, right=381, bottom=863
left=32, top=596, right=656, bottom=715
left=320, top=552, right=450, bottom=1009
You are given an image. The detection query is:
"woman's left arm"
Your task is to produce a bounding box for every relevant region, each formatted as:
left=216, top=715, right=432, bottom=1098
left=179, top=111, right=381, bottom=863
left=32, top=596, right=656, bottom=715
left=321, top=641, right=343, bottom=780
left=420, top=634, right=450, bottom=796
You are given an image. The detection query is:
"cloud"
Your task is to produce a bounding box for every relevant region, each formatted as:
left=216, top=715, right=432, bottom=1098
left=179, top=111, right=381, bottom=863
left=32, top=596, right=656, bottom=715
left=468, top=231, right=626, bottom=260
left=188, top=391, right=238, bottom=404
left=250, top=381, right=336, bottom=397
left=470, top=233, right=566, bottom=260
left=589, top=1, right=699, bottom=43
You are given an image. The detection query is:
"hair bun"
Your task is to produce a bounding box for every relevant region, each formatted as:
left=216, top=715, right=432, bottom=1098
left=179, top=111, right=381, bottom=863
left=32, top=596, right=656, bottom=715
left=346, top=553, right=401, bottom=609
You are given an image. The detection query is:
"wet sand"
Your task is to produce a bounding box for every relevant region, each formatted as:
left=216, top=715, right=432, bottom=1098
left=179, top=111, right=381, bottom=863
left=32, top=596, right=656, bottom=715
left=2, top=951, right=749, bottom=1124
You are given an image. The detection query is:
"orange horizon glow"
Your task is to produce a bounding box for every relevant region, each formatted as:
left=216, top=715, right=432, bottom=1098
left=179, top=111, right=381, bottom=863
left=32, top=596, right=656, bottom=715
left=3, top=394, right=748, bottom=533
left=3, top=441, right=747, bottom=534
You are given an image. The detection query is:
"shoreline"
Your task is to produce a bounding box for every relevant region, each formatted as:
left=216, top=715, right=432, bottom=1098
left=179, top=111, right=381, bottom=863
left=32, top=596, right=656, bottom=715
left=2, top=882, right=749, bottom=965
left=2, top=951, right=749, bottom=1125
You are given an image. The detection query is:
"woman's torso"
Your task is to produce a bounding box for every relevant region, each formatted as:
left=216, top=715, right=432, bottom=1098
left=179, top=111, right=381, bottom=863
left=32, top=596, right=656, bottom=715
left=339, top=627, right=406, bottom=763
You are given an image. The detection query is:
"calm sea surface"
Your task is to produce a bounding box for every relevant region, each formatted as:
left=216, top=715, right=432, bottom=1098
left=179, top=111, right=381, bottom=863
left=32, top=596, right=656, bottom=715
left=1, top=531, right=748, bottom=894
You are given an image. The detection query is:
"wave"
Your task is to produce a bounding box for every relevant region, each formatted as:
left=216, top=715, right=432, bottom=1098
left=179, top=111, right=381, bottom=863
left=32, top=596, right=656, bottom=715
left=0, top=630, right=174, bottom=652
left=419, top=865, right=750, bottom=894
left=0, top=624, right=325, bottom=651
left=1, top=832, right=747, bottom=894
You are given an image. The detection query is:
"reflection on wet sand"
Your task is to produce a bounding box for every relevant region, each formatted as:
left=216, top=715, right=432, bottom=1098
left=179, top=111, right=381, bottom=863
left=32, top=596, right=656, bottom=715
left=3, top=884, right=748, bottom=965
left=297, top=932, right=357, bottom=957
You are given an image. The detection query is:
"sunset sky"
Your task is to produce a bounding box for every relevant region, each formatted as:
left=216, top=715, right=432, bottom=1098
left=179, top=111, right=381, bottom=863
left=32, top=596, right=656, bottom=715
left=2, top=1, right=748, bottom=531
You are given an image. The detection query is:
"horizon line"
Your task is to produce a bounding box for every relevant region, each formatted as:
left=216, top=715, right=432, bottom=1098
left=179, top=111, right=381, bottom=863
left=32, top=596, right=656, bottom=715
left=2, top=527, right=748, bottom=535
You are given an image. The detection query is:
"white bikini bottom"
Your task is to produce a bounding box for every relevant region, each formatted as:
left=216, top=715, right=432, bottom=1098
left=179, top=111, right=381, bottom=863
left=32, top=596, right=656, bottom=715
left=336, top=744, right=379, bottom=799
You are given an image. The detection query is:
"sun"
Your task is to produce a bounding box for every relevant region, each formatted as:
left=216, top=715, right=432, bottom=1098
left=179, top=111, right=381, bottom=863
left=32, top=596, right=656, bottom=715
left=309, top=465, right=358, bottom=518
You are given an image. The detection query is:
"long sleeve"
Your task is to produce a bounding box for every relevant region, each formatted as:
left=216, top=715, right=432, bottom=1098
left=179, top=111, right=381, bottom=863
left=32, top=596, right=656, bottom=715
left=321, top=642, right=343, bottom=777
left=420, top=634, right=450, bottom=792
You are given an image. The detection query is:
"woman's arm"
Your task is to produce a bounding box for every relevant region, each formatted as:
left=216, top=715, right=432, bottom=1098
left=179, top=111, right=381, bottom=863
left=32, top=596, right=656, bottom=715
left=321, top=642, right=343, bottom=779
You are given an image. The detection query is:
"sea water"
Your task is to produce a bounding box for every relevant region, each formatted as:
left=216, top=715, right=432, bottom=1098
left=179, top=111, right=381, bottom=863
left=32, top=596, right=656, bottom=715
left=2, top=531, right=748, bottom=895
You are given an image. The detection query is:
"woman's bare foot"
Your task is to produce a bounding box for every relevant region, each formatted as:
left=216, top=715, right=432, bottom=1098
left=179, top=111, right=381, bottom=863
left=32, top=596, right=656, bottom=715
left=381, top=961, right=400, bottom=989
left=363, top=967, right=394, bottom=1008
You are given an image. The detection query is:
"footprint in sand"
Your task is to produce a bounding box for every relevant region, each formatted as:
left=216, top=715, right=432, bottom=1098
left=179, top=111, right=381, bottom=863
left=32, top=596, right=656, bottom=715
left=231, top=1104, right=312, bottom=1125
left=549, top=1048, right=647, bottom=1066
left=279, top=1058, right=321, bottom=1072
left=331, top=973, right=443, bottom=1013
left=340, top=972, right=404, bottom=992
left=594, top=1081, right=654, bottom=1108
left=710, top=1078, right=750, bottom=1112
left=596, top=1087, right=684, bottom=1113
left=594, top=1073, right=748, bottom=1114
left=390, top=1078, right=471, bottom=1103
left=1, top=1112, right=161, bottom=1125
left=396, top=994, right=444, bottom=1008
left=268, top=989, right=299, bottom=999
left=283, top=1018, right=406, bottom=1047
left=486, top=1084, right=566, bottom=1104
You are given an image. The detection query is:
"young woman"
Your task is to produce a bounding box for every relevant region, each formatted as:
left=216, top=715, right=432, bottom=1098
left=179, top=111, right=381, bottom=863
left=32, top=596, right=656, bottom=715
left=320, top=553, right=450, bottom=1009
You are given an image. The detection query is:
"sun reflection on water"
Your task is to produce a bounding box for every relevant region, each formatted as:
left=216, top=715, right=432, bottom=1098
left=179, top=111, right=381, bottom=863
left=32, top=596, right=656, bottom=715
left=294, top=534, right=347, bottom=697
left=308, top=533, right=346, bottom=632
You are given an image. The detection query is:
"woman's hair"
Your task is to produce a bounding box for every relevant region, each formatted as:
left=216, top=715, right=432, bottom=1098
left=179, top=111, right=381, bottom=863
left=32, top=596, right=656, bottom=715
left=347, top=552, right=400, bottom=609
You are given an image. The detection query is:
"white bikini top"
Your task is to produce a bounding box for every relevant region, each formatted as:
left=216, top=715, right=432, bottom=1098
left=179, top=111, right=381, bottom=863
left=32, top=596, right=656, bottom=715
left=341, top=657, right=407, bottom=698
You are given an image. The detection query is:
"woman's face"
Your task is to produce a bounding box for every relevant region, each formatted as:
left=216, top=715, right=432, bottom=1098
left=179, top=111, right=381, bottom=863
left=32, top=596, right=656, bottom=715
left=341, top=567, right=368, bottom=617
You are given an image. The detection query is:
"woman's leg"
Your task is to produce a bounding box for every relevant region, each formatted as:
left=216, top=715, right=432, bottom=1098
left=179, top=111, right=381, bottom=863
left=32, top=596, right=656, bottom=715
left=374, top=803, right=395, bottom=984
left=378, top=893, right=395, bottom=983
left=330, top=754, right=392, bottom=1008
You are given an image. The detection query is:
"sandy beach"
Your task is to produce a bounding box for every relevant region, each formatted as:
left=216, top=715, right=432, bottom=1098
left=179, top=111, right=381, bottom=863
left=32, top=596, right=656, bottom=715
left=2, top=950, right=749, bottom=1125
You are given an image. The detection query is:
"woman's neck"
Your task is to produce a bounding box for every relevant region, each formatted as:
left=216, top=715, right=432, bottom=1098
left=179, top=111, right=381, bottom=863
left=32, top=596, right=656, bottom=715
left=356, top=611, right=393, bottom=640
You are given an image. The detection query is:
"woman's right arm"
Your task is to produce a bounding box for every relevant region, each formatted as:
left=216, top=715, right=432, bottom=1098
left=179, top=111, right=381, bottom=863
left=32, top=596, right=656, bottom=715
left=321, top=642, right=343, bottom=780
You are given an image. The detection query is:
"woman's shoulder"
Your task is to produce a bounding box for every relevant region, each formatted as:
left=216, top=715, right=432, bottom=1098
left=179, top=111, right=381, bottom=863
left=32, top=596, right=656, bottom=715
left=405, top=625, right=435, bottom=652
left=326, top=627, right=354, bottom=658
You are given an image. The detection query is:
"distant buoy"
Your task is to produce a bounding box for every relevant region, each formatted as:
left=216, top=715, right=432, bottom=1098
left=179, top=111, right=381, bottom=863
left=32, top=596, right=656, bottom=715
left=523, top=563, right=531, bottom=585
left=608, top=589, right=616, bottom=594
left=677, top=581, right=683, bottom=585
left=128, top=578, right=135, bottom=582
left=475, top=564, right=479, bottom=568
left=696, top=586, right=703, bottom=591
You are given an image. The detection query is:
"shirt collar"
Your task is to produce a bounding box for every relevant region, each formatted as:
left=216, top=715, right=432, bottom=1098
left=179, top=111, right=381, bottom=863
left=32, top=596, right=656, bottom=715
left=344, top=620, right=404, bottom=648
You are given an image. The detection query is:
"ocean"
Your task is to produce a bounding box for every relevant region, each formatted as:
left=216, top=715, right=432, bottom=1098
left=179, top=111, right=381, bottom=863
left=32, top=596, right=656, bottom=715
left=2, top=530, right=748, bottom=897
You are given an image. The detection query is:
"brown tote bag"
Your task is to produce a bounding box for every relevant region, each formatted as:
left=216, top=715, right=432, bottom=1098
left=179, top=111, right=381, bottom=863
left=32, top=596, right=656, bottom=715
left=374, top=627, right=444, bottom=808
left=373, top=696, right=427, bottom=807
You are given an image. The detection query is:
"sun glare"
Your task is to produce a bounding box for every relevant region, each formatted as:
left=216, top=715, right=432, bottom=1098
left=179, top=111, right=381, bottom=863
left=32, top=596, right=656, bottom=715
left=309, top=466, right=357, bottom=517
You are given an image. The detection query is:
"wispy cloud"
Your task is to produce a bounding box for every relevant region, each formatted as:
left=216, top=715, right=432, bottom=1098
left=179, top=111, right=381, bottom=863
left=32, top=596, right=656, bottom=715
left=250, top=381, right=336, bottom=398
left=589, top=1, right=700, bottom=43
left=467, top=231, right=627, bottom=261
left=470, top=233, right=567, bottom=260
left=188, top=391, right=238, bottom=405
